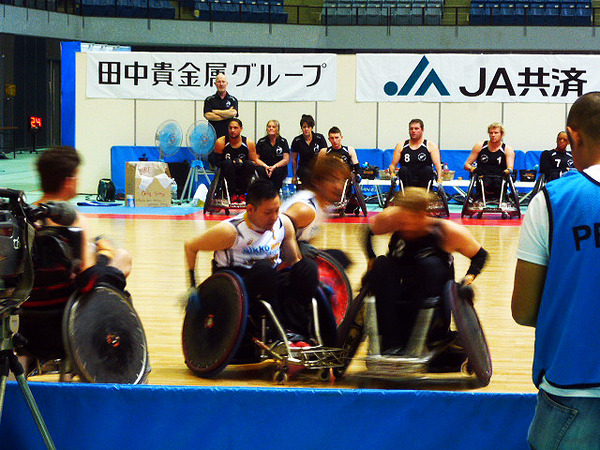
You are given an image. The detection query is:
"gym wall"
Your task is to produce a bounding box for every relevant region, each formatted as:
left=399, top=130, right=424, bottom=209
left=74, top=52, right=569, bottom=193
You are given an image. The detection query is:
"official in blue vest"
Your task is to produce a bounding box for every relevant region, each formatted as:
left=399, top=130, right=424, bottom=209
left=512, top=91, right=600, bottom=448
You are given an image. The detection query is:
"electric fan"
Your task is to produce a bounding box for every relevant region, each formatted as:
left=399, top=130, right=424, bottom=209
left=155, top=120, right=183, bottom=161
left=181, top=121, right=217, bottom=203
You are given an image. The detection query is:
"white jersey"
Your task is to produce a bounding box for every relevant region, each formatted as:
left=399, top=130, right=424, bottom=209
left=280, top=189, right=324, bottom=242
left=213, top=212, right=285, bottom=269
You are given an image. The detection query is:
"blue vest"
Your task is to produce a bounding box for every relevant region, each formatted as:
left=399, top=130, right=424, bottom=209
left=533, top=170, right=600, bottom=388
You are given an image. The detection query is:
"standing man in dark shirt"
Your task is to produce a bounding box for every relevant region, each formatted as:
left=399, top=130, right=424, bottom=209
left=203, top=73, right=239, bottom=139
left=539, top=131, right=574, bottom=182
left=290, top=114, right=328, bottom=185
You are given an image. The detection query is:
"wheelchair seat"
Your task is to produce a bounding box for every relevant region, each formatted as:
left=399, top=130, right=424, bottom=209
left=461, top=172, right=521, bottom=219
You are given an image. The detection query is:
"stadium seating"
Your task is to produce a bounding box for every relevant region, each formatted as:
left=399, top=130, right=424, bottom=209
left=322, top=0, right=443, bottom=26
left=469, top=0, right=592, bottom=26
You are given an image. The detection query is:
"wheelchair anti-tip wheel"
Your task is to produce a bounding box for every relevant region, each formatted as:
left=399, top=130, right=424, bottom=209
left=63, top=284, right=150, bottom=384
left=182, top=270, right=248, bottom=377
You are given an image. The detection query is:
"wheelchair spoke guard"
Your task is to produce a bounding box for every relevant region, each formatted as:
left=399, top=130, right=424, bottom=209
left=63, top=284, right=149, bottom=384
left=182, top=271, right=248, bottom=377
left=445, top=281, right=492, bottom=386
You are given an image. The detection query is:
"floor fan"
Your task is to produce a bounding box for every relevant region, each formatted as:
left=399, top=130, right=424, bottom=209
left=155, top=120, right=183, bottom=161
left=181, top=120, right=217, bottom=204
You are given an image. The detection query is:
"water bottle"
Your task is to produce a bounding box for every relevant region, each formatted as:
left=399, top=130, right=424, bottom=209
left=171, top=178, right=178, bottom=203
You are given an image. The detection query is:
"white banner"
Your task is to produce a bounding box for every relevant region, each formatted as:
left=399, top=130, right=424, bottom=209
left=87, top=52, right=336, bottom=101
left=357, top=54, right=600, bottom=103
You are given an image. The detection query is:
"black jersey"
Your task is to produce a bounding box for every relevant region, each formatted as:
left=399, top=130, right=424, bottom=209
left=387, top=224, right=453, bottom=277
left=399, top=139, right=433, bottom=170
left=203, top=92, right=239, bottom=138
left=223, top=136, right=249, bottom=162
left=291, top=132, right=327, bottom=169
left=326, top=145, right=353, bottom=169
left=539, top=149, right=574, bottom=181
left=256, top=136, right=290, bottom=166
left=476, top=141, right=507, bottom=175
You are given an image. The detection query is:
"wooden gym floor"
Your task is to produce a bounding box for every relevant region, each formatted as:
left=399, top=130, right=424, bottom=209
left=28, top=211, right=537, bottom=393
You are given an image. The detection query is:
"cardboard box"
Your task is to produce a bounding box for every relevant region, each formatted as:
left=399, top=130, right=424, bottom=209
left=125, top=161, right=172, bottom=207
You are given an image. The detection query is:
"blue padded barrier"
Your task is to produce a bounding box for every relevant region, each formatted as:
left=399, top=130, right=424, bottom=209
left=524, top=150, right=543, bottom=169
left=1, top=382, right=536, bottom=450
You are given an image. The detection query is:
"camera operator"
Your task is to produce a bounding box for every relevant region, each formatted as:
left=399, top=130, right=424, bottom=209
left=17, top=146, right=132, bottom=375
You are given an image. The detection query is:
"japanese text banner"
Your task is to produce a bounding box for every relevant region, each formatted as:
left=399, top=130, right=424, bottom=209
left=357, top=54, right=600, bottom=103
left=86, top=52, right=336, bottom=101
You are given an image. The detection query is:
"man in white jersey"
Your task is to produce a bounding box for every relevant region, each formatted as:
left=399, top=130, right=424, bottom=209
left=185, top=178, right=322, bottom=346
left=512, top=92, right=600, bottom=447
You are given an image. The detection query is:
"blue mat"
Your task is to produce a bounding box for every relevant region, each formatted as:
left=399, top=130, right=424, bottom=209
left=2, top=382, right=536, bottom=450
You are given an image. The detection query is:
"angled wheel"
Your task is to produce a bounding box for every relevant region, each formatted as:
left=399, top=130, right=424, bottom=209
left=352, top=177, right=368, bottom=217
left=333, top=287, right=368, bottom=379
left=437, top=184, right=450, bottom=218
left=313, top=251, right=353, bottom=326
left=182, top=270, right=248, bottom=377
left=203, top=168, right=221, bottom=215
left=461, top=175, right=477, bottom=219
left=444, top=281, right=492, bottom=386
left=506, top=175, right=522, bottom=219
left=63, top=284, right=150, bottom=384
left=384, top=177, right=398, bottom=208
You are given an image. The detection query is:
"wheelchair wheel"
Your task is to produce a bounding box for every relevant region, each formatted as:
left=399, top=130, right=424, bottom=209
left=352, top=177, right=368, bottom=217
left=314, top=251, right=353, bottom=325
left=182, top=271, right=248, bottom=377
left=63, top=284, right=150, bottom=384
left=461, top=176, right=477, bottom=218
left=203, top=168, right=221, bottom=215
left=444, top=281, right=492, bottom=386
left=436, top=184, right=450, bottom=218
left=333, top=287, right=368, bottom=379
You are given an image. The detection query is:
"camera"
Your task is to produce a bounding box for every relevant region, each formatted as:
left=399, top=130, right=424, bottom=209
left=0, top=188, right=78, bottom=314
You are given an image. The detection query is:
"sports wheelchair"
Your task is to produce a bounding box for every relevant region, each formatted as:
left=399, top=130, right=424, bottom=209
left=329, top=176, right=368, bottom=217
left=181, top=266, right=351, bottom=384
left=461, top=171, right=521, bottom=219
left=384, top=173, right=450, bottom=218
left=203, top=163, right=261, bottom=215
left=19, top=228, right=150, bottom=384
left=333, top=231, right=492, bottom=388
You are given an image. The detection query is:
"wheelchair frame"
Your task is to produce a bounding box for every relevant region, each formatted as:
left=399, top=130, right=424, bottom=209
left=384, top=175, right=450, bottom=218
left=461, top=172, right=521, bottom=219
left=329, top=176, right=368, bottom=217
left=335, top=281, right=492, bottom=387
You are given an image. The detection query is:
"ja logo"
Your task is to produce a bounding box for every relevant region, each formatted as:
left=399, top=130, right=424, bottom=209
left=384, top=56, right=450, bottom=97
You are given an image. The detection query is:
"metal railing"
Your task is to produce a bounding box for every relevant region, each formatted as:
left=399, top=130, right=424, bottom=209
left=1, top=1, right=597, bottom=27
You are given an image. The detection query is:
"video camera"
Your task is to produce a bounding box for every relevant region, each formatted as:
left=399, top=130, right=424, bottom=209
left=0, top=188, right=79, bottom=314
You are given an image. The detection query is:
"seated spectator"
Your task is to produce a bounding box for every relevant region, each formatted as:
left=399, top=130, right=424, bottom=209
left=212, top=118, right=257, bottom=204
left=539, top=131, right=574, bottom=182
left=291, top=114, right=328, bottom=185
left=253, top=120, right=290, bottom=191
